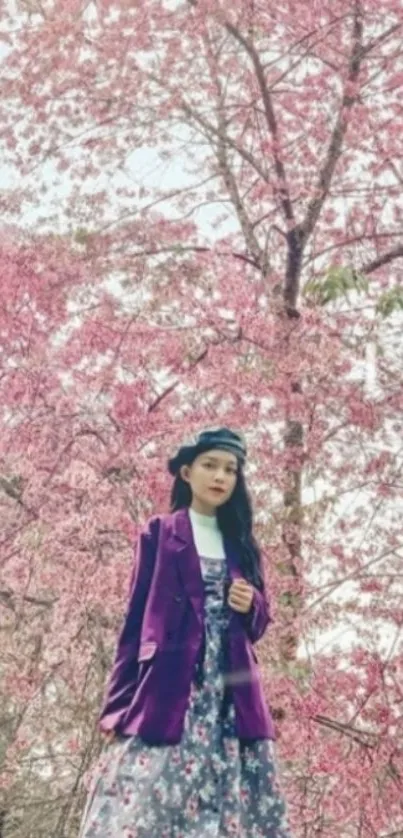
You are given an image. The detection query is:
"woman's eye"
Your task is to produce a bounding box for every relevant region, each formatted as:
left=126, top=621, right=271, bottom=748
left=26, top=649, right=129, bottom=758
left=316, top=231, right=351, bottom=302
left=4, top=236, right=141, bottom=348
left=203, top=462, right=236, bottom=474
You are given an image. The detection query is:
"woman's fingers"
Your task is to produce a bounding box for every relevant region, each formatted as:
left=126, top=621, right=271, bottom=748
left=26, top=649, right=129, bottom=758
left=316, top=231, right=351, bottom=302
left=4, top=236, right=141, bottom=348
left=229, top=591, right=247, bottom=605
left=231, top=579, right=249, bottom=590
left=228, top=579, right=253, bottom=613
left=228, top=593, right=251, bottom=612
left=231, top=580, right=253, bottom=597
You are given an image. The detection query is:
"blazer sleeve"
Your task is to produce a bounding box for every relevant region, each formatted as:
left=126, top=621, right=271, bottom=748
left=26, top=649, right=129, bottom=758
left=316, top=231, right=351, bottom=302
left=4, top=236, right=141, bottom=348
left=242, top=580, right=272, bottom=644
left=98, top=515, right=160, bottom=733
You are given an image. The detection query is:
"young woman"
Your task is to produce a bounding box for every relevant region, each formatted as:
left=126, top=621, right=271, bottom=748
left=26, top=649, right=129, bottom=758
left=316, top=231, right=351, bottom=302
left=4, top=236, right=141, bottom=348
left=78, top=427, right=293, bottom=838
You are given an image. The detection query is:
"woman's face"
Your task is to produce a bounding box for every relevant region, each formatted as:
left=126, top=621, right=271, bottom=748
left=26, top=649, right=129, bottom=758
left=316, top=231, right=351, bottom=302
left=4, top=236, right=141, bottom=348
left=180, top=448, right=238, bottom=515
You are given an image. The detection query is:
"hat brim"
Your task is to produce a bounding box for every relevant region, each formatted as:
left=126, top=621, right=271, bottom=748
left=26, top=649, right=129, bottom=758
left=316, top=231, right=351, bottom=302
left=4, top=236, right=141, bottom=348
left=168, top=443, right=201, bottom=476
left=168, top=441, right=245, bottom=476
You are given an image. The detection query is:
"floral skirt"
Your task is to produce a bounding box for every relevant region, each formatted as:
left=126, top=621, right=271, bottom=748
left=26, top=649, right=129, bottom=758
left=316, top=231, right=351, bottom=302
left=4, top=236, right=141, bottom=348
left=78, top=569, right=292, bottom=837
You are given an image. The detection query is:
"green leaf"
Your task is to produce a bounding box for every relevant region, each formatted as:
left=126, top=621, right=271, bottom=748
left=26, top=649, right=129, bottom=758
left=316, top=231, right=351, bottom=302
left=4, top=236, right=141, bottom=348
left=375, top=286, right=403, bottom=318
left=303, top=266, right=369, bottom=305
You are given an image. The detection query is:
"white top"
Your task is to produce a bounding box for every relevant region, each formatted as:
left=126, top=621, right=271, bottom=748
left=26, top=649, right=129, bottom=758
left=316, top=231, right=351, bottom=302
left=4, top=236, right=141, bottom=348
left=188, top=507, right=225, bottom=559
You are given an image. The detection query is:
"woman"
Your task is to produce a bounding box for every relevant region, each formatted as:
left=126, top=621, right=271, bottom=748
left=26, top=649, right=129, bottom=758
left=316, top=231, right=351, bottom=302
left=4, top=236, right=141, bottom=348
left=78, top=427, right=293, bottom=837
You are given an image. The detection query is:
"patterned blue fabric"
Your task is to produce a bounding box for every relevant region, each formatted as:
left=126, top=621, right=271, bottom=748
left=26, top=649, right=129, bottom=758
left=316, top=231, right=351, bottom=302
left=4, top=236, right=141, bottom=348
left=78, top=556, right=293, bottom=837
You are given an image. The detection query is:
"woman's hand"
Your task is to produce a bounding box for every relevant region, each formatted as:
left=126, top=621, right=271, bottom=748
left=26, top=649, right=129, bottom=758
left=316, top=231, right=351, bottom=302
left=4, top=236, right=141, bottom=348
left=228, top=578, right=254, bottom=614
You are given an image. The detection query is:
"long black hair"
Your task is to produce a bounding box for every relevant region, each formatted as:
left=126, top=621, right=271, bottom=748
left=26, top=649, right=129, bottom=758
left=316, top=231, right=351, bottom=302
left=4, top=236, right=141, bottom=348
left=169, top=462, right=265, bottom=592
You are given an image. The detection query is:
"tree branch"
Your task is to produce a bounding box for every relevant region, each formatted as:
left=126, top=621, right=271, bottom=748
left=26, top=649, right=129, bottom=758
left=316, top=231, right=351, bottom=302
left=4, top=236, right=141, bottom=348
left=113, top=244, right=261, bottom=271
left=223, top=23, right=295, bottom=229
left=208, top=43, right=264, bottom=268
left=147, top=348, right=208, bottom=413
left=314, top=713, right=378, bottom=748
left=300, top=1, right=364, bottom=242
left=362, top=243, right=403, bottom=275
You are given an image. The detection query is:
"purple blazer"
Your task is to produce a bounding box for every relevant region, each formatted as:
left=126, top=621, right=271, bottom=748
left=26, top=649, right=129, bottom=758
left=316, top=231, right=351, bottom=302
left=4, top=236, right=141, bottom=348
left=98, top=507, right=276, bottom=744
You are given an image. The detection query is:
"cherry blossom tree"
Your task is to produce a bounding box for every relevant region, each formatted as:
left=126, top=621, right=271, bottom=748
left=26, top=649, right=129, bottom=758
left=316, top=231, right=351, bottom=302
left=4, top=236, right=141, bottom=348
left=0, top=1, right=403, bottom=835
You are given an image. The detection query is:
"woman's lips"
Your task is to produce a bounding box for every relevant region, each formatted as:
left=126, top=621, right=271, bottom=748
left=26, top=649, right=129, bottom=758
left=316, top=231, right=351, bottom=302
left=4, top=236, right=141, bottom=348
left=209, top=487, right=225, bottom=494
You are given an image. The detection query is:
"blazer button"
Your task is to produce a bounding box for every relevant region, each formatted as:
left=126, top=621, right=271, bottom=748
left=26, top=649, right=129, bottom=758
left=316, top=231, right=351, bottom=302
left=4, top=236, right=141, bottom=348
left=174, top=595, right=182, bottom=603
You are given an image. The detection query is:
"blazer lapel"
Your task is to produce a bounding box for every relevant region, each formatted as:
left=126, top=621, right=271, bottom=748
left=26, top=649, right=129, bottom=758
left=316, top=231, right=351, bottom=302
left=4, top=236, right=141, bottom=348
left=171, top=507, right=242, bottom=623
left=171, top=508, right=204, bottom=620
